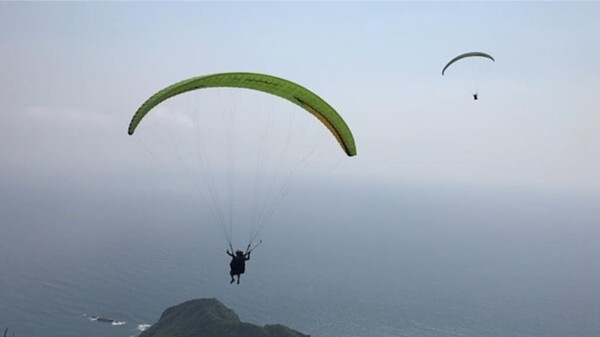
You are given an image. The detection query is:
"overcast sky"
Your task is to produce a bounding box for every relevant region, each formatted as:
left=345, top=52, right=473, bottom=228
left=1, top=1, right=599, bottom=196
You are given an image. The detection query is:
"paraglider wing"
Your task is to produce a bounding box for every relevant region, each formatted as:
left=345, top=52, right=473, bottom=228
left=128, top=72, right=356, bottom=156
left=441, top=52, right=495, bottom=76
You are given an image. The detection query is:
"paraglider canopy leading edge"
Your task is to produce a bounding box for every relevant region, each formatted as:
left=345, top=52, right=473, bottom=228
left=441, top=51, right=495, bottom=76
left=128, top=72, right=357, bottom=157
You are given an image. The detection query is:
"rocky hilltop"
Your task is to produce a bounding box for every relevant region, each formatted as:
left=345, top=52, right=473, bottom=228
left=139, top=298, right=309, bottom=337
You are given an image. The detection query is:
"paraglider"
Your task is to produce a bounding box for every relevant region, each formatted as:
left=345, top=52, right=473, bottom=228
left=226, top=240, right=262, bottom=284
left=128, top=72, right=356, bottom=282
left=442, top=52, right=495, bottom=100
left=227, top=249, right=250, bottom=284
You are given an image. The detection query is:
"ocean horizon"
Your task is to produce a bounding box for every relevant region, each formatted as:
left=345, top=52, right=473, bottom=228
left=2, top=180, right=598, bottom=337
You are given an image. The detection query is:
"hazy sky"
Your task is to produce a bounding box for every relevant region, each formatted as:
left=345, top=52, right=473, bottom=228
left=1, top=1, right=599, bottom=193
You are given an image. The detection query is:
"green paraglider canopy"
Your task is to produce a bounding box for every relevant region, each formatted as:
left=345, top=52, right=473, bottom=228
left=441, top=52, right=495, bottom=76
left=128, top=72, right=356, bottom=157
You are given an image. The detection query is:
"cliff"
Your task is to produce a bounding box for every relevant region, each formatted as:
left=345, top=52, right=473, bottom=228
left=139, top=298, right=309, bottom=337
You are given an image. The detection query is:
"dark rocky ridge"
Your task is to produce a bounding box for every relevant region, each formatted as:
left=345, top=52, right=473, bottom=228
left=139, top=298, right=309, bottom=337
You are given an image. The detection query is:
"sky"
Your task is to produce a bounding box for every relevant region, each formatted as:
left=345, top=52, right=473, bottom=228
left=1, top=2, right=600, bottom=197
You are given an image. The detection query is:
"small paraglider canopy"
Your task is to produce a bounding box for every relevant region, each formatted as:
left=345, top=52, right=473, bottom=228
left=441, top=52, right=495, bottom=76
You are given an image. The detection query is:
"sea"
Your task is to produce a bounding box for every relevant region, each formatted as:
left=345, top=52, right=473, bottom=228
left=1, top=178, right=599, bottom=337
